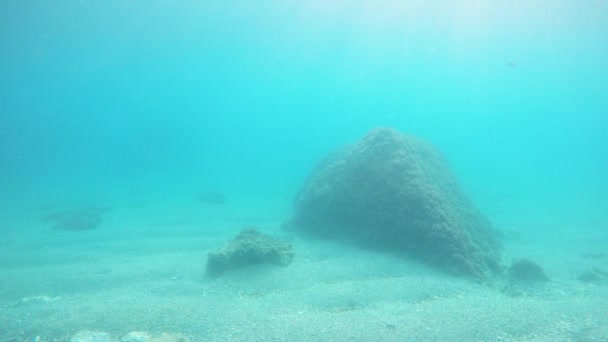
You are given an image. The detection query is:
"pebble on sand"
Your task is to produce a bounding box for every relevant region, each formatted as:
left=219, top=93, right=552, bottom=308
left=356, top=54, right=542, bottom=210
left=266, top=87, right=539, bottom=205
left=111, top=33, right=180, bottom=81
left=120, top=331, right=151, bottom=342
left=120, top=332, right=191, bottom=342
left=69, top=331, right=190, bottom=342
left=69, top=331, right=111, bottom=342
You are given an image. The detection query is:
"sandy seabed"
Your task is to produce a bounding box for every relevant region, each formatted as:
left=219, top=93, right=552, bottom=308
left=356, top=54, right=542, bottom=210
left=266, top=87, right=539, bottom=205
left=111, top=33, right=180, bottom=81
left=1, top=200, right=607, bottom=342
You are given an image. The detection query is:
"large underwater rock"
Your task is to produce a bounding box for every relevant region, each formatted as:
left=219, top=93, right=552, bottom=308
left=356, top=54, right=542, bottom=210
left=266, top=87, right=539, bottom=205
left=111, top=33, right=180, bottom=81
left=292, top=127, right=502, bottom=278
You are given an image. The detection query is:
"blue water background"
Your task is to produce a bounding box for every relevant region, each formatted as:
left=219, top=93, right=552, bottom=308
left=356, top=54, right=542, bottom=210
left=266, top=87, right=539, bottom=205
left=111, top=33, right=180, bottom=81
left=1, top=1, right=607, bottom=228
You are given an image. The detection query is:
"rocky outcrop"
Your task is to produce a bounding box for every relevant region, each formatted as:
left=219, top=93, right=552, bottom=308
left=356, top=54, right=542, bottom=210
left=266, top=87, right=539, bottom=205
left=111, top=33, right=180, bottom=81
left=292, top=127, right=502, bottom=278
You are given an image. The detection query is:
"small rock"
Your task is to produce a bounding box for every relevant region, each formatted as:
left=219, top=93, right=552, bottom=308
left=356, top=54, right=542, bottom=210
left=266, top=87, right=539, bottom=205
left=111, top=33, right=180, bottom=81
left=16, top=295, right=61, bottom=306
left=501, top=285, right=527, bottom=297
left=206, top=227, right=294, bottom=276
left=578, top=268, right=607, bottom=284
left=70, top=331, right=111, bottom=342
left=120, top=331, right=151, bottom=342
left=149, top=333, right=191, bottom=342
left=119, top=332, right=191, bottom=342
left=43, top=207, right=107, bottom=231
left=507, top=259, right=549, bottom=283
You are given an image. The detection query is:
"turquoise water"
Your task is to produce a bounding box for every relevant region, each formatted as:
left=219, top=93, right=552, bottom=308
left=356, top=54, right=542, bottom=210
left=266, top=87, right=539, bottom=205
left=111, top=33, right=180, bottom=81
left=2, top=1, right=606, bottom=214
left=1, top=1, right=607, bottom=341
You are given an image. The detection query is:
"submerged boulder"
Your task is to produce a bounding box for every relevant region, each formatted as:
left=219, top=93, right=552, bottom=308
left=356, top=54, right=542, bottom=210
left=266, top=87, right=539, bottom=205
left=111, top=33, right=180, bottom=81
left=292, top=127, right=502, bottom=278
left=206, top=228, right=294, bottom=276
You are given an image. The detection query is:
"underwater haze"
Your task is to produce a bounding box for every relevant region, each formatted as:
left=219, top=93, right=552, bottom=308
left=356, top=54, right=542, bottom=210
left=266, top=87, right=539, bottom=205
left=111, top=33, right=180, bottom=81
left=1, top=1, right=607, bottom=341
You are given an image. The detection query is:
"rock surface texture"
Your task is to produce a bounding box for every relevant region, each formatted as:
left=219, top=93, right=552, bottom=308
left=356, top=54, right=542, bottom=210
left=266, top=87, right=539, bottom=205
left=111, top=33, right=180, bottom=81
left=207, top=228, right=294, bottom=276
left=292, top=127, right=502, bottom=278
